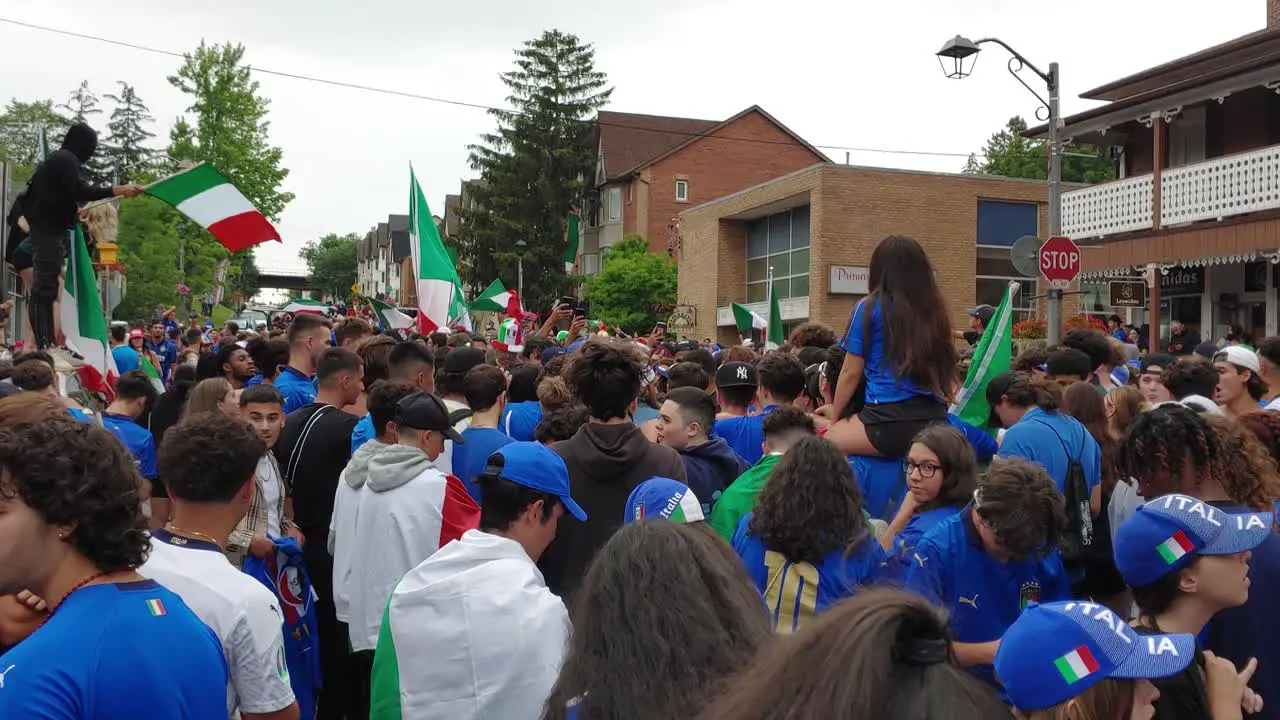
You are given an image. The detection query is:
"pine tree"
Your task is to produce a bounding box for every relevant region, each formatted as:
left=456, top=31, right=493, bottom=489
left=102, top=82, right=157, bottom=183
left=459, top=29, right=612, bottom=309
left=58, top=80, right=110, bottom=182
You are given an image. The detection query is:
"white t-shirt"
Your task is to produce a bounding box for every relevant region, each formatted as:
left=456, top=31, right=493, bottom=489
left=139, top=531, right=296, bottom=718
left=258, top=455, right=283, bottom=537
left=434, top=398, right=472, bottom=476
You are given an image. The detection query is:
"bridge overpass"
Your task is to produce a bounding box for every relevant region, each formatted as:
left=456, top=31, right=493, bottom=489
left=256, top=268, right=312, bottom=292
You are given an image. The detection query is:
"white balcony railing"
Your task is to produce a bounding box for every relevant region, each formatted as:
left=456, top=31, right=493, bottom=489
left=1061, top=174, right=1155, bottom=238
left=1161, top=144, right=1280, bottom=227
left=1062, top=142, right=1280, bottom=239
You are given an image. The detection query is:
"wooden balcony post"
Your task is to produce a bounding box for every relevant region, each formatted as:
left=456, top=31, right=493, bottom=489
left=1148, top=119, right=1166, bottom=352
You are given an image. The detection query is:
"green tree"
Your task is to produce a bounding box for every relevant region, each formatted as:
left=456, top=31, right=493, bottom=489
left=113, top=196, right=184, bottom=321
left=300, top=233, right=359, bottom=300
left=59, top=80, right=110, bottom=183
left=101, top=82, right=157, bottom=183
left=167, top=41, right=295, bottom=304
left=965, top=116, right=1116, bottom=184
left=459, top=29, right=612, bottom=310
left=0, top=99, right=68, bottom=184
left=583, top=235, right=676, bottom=334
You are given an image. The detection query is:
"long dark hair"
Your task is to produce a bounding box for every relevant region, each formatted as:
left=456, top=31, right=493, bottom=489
left=541, top=522, right=770, bottom=720
left=696, top=588, right=1008, bottom=720
left=1061, top=381, right=1117, bottom=495
left=749, top=436, right=867, bottom=564
left=863, top=235, right=959, bottom=400
left=909, top=424, right=978, bottom=512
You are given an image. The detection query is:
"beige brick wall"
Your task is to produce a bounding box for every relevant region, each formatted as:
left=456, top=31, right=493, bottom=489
left=678, top=164, right=1051, bottom=341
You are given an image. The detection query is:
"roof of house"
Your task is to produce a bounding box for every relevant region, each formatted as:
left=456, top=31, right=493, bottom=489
left=597, top=106, right=829, bottom=182
left=1080, top=28, right=1279, bottom=101
left=597, top=111, right=719, bottom=180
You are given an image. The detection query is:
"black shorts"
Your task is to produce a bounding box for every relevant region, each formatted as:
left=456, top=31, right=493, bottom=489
left=861, top=396, right=948, bottom=458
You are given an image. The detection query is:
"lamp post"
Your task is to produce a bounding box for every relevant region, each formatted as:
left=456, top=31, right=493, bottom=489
left=938, top=35, right=1064, bottom=345
left=515, top=239, right=527, bottom=300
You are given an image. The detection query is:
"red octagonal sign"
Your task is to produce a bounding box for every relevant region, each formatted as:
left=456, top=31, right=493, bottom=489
left=1039, top=235, right=1081, bottom=289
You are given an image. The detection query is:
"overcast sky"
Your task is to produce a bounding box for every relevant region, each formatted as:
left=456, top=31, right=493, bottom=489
left=1, top=0, right=1264, bottom=272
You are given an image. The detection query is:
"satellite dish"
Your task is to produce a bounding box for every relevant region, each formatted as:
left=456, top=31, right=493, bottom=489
left=1010, top=235, right=1042, bottom=278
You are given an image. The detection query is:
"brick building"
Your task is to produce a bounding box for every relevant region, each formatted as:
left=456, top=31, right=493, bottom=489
left=1025, top=0, right=1280, bottom=345
left=677, top=163, right=1056, bottom=343
left=580, top=106, right=827, bottom=271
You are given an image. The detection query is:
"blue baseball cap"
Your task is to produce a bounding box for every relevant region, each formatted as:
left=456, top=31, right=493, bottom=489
left=996, top=601, right=1195, bottom=711
left=624, top=477, right=704, bottom=524
left=1114, top=494, right=1272, bottom=588
left=1109, top=365, right=1131, bottom=386
left=541, top=345, right=566, bottom=364
left=482, top=442, right=587, bottom=521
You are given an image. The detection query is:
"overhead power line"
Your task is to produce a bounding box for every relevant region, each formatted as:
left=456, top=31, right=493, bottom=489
left=0, top=16, right=1002, bottom=160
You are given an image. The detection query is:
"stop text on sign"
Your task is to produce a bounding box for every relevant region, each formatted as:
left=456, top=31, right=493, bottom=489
left=1040, top=251, right=1079, bottom=271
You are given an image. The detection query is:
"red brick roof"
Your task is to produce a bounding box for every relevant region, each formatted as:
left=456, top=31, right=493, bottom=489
left=597, top=111, right=719, bottom=180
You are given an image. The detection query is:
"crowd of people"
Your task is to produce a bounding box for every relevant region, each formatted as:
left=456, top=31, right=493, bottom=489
left=2, top=228, right=1280, bottom=719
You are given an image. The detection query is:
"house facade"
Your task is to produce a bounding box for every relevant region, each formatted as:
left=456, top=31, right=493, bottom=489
left=581, top=106, right=828, bottom=273
left=1027, top=0, right=1280, bottom=343
left=356, top=214, right=411, bottom=303
left=677, top=163, right=1054, bottom=343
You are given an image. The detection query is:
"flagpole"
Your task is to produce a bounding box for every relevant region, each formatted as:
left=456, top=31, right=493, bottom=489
left=766, top=265, right=774, bottom=348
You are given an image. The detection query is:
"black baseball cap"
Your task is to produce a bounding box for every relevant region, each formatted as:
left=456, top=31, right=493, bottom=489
left=1140, top=353, right=1174, bottom=375
left=395, top=392, right=465, bottom=442
left=966, top=304, right=997, bottom=323
left=983, top=371, right=1021, bottom=429
left=442, top=346, right=486, bottom=375
left=716, top=361, right=759, bottom=388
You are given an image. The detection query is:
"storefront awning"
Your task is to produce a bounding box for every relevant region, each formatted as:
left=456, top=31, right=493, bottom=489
left=1080, top=250, right=1276, bottom=280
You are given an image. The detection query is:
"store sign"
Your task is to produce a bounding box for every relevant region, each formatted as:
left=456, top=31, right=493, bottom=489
left=1159, top=267, right=1204, bottom=297
left=1108, top=280, right=1146, bottom=308
left=828, top=265, right=870, bottom=295
left=667, top=305, right=696, bottom=331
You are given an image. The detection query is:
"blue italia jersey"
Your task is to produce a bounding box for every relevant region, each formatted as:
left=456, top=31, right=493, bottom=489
left=350, top=414, right=375, bottom=454
left=905, top=507, right=1069, bottom=689
left=882, top=505, right=963, bottom=582
left=733, top=513, right=886, bottom=634
left=0, top=580, right=228, bottom=719
left=714, top=405, right=777, bottom=466
left=275, top=367, right=318, bottom=414
left=100, top=413, right=156, bottom=479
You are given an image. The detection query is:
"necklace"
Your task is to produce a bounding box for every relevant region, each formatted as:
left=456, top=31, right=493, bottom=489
left=36, top=570, right=108, bottom=630
left=165, top=524, right=221, bottom=547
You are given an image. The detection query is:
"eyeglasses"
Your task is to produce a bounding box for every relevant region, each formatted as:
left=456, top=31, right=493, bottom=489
left=903, top=460, right=941, bottom=479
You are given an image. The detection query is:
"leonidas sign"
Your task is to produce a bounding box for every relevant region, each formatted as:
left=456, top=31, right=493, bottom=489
left=828, top=265, right=870, bottom=295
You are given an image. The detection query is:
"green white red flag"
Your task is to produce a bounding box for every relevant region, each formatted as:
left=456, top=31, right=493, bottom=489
left=469, top=279, right=521, bottom=317
left=564, top=212, right=580, bottom=273
left=279, top=299, right=333, bottom=315
left=408, top=167, right=464, bottom=334
left=364, top=295, right=415, bottom=331
left=60, top=225, right=118, bottom=396
left=145, top=163, right=280, bottom=252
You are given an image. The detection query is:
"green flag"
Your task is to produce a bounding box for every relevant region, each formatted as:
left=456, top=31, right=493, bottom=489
left=470, top=279, right=518, bottom=315
left=564, top=212, right=580, bottom=273
left=731, top=302, right=766, bottom=335
left=950, top=281, right=1019, bottom=430
left=766, top=281, right=783, bottom=350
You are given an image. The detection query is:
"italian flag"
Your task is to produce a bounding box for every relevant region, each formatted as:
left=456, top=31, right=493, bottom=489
left=365, top=295, right=415, bottom=331
left=1054, top=645, right=1100, bottom=684
left=950, top=280, right=1018, bottom=431
left=564, top=211, right=580, bottom=273
left=653, top=489, right=704, bottom=523
left=408, top=167, right=464, bottom=334
left=145, top=164, right=281, bottom=252
left=731, top=295, right=782, bottom=350
left=60, top=225, right=118, bottom=396
left=279, top=299, right=332, bottom=315
left=1157, top=530, right=1195, bottom=564
left=469, top=279, right=521, bottom=317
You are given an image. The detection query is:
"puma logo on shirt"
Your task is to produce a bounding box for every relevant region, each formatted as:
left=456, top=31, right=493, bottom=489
left=0, top=665, right=14, bottom=689
left=958, top=594, right=980, bottom=610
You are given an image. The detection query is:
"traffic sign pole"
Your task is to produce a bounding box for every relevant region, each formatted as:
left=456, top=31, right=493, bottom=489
left=1046, top=61, right=1063, bottom=345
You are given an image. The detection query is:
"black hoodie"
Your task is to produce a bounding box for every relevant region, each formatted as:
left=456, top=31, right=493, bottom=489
left=539, top=422, right=686, bottom=602
left=24, top=123, right=114, bottom=234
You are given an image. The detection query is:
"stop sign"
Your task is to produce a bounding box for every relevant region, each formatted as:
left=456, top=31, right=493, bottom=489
left=1039, top=235, right=1081, bottom=289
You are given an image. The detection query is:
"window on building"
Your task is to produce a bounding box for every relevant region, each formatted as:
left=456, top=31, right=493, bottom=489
left=975, top=246, right=1037, bottom=323
left=608, top=186, right=622, bottom=222
left=746, top=205, right=810, bottom=303
left=675, top=179, right=689, bottom=203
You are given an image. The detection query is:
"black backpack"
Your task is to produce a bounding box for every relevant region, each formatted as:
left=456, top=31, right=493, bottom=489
left=1036, top=421, right=1094, bottom=564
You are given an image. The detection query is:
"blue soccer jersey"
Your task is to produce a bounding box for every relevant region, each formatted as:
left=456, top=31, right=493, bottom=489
left=100, top=413, right=157, bottom=479
left=905, top=507, right=1069, bottom=689
left=0, top=580, right=228, bottom=719
left=275, top=367, right=318, bottom=414
left=714, top=405, right=778, bottom=467
left=882, top=505, right=964, bottom=582
left=733, top=513, right=886, bottom=634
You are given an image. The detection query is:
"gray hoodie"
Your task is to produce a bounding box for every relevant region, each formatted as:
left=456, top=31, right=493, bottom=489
left=367, top=443, right=438, bottom=493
